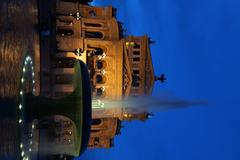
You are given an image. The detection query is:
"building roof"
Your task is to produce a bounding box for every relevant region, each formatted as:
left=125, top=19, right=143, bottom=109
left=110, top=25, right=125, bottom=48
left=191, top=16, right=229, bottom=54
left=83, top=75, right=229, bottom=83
left=144, top=36, right=155, bottom=95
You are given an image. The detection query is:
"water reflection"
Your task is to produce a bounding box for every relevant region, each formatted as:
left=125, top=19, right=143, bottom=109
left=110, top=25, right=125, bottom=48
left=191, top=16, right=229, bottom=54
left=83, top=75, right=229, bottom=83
left=0, top=0, right=39, bottom=159
left=0, top=0, right=92, bottom=159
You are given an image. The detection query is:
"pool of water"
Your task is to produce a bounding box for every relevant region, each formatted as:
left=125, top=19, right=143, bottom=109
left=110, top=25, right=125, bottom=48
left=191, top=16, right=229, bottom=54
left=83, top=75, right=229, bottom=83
left=0, top=0, right=39, bottom=159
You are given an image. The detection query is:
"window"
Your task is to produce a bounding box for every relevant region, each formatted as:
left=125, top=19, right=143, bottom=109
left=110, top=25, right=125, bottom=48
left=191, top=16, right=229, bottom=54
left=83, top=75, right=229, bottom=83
left=96, top=60, right=106, bottom=69
left=89, top=10, right=96, bottom=18
left=133, top=70, right=140, bottom=74
left=85, top=31, right=103, bottom=39
left=94, top=137, right=100, bottom=145
left=95, top=74, right=106, bottom=84
left=95, top=74, right=107, bottom=84
left=96, top=75, right=103, bottom=83
left=96, top=88, right=103, bottom=97
left=57, top=29, right=74, bottom=36
left=94, top=87, right=105, bottom=98
left=96, top=61, right=103, bottom=69
left=93, top=47, right=104, bottom=56
left=91, top=129, right=100, bottom=133
left=133, top=51, right=140, bottom=56
left=133, top=43, right=140, bottom=49
left=84, top=23, right=102, bottom=27
left=92, top=119, right=102, bottom=125
left=132, top=81, right=140, bottom=87
left=55, top=57, right=75, bottom=68
left=58, top=19, right=73, bottom=26
left=133, top=57, right=140, bottom=62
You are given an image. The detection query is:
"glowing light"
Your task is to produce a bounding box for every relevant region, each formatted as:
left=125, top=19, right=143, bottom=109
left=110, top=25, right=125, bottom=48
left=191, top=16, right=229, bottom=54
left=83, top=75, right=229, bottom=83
left=19, top=104, right=22, bottom=110
left=24, top=157, right=29, bottom=160
left=20, top=143, right=23, bottom=149
left=76, top=12, right=80, bottom=20
left=32, top=124, right=35, bottom=129
left=130, top=42, right=135, bottom=46
left=31, top=66, right=34, bottom=70
left=101, top=70, right=106, bottom=75
left=23, top=67, right=26, bottom=73
left=21, top=78, right=24, bottom=83
left=30, top=141, right=33, bottom=145
left=20, top=90, right=23, bottom=95
left=32, top=72, right=35, bottom=76
left=29, top=148, right=32, bottom=152
left=101, top=86, right=106, bottom=91
left=21, top=151, right=24, bottom=157
left=101, top=103, right=104, bottom=108
left=32, top=80, right=35, bottom=84
left=102, top=53, right=106, bottom=58
left=19, top=119, right=23, bottom=123
left=26, top=56, right=31, bottom=61
left=92, top=99, right=105, bottom=109
left=33, top=88, right=36, bottom=92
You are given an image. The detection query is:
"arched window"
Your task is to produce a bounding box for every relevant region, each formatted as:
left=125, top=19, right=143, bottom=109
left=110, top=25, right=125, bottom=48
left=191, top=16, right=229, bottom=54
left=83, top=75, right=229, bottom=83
left=84, top=23, right=102, bottom=27
left=96, top=61, right=103, bottom=69
left=93, top=47, right=104, bottom=56
left=92, top=119, right=102, bottom=125
left=95, top=74, right=106, bottom=84
left=87, top=45, right=106, bottom=56
left=85, top=31, right=103, bottom=39
left=95, top=87, right=105, bottom=98
left=96, top=75, right=103, bottom=83
left=96, top=60, right=106, bottom=69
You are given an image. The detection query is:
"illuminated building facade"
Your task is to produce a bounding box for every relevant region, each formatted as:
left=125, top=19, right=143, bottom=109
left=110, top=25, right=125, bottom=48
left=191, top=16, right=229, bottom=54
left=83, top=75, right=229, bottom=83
left=51, top=0, right=155, bottom=148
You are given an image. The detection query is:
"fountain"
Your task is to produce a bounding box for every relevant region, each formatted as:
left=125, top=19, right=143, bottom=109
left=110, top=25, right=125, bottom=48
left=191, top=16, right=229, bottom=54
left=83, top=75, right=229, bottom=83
left=0, top=56, right=92, bottom=160
left=0, top=0, right=92, bottom=159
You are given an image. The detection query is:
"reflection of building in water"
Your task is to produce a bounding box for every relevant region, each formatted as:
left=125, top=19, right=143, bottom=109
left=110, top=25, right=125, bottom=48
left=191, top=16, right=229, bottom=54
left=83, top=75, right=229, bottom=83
left=47, top=116, right=74, bottom=144
left=39, top=115, right=76, bottom=157
left=41, top=0, right=156, bottom=149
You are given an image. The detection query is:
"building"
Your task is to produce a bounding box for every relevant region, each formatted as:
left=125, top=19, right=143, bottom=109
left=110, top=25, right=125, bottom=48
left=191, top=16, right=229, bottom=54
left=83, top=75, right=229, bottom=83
left=44, top=0, right=156, bottom=149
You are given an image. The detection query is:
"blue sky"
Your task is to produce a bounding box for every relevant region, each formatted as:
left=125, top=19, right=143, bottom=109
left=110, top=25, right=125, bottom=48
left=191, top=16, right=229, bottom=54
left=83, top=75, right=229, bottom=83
left=79, top=0, right=240, bottom=160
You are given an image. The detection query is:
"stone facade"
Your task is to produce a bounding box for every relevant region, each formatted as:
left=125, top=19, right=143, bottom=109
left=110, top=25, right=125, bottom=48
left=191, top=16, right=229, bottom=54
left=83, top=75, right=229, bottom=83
left=53, top=0, right=155, bottom=149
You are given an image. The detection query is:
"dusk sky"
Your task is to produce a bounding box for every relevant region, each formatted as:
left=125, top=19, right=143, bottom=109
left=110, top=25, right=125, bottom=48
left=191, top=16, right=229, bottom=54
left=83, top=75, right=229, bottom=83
left=79, top=0, right=240, bottom=160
